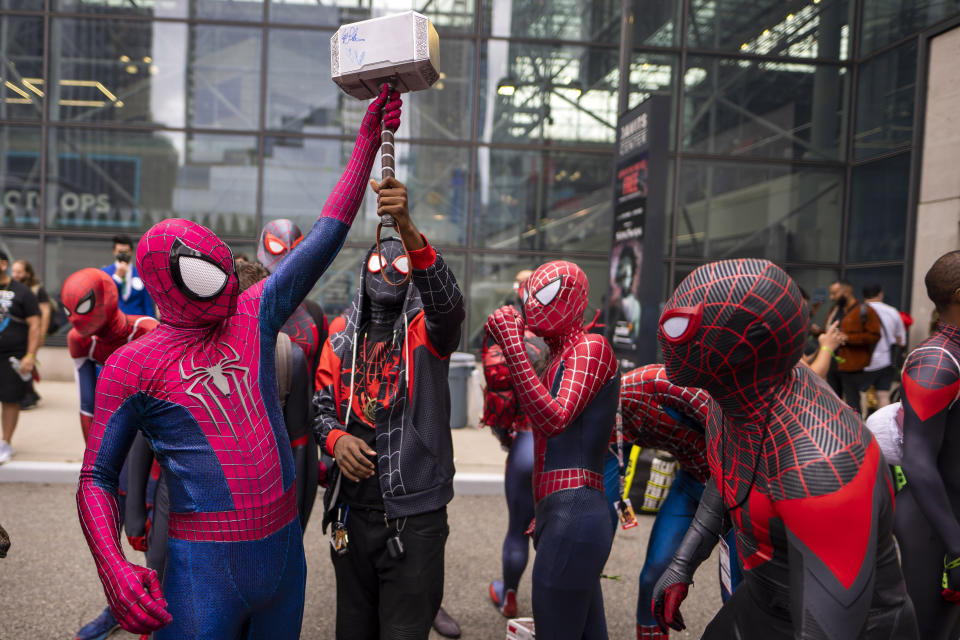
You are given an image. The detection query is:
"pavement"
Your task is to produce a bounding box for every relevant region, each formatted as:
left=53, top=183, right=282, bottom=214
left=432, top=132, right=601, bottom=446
left=0, top=380, right=726, bottom=637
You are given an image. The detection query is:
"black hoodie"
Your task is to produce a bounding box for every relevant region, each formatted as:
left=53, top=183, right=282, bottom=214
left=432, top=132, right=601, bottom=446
left=313, top=237, right=465, bottom=525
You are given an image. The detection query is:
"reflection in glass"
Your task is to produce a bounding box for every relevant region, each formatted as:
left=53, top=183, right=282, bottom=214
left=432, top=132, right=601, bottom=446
left=860, top=0, right=960, bottom=55
left=687, top=0, right=850, bottom=59
left=268, top=0, right=474, bottom=30
left=263, top=138, right=469, bottom=246
left=626, top=52, right=678, bottom=124
left=473, top=148, right=613, bottom=253
left=52, top=0, right=264, bottom=23
left=0, top=236, right=42, bottom=275
left=845, top=265, right=904, bottom=310
left=854, top=40, right=916, bottom=161
left=785, top=266, right=840, bottom=327
left=675, top=160, right=843, bottom=263
left=0, top=17, right=44, bottom=122
left=481, top=0, right=669, bottom=44
left=51, top=20, right=262, bottom=130
left=480, top=40, right=620, bottom=144
left=269, top=31, right=473, bottom=141
left=683, top=56, right=847, bottom=161
left=847, top=153, right=910, bottom=263
left=467, top=253, right=607, bottom=349
left=0, top=126, right=42, bottom=229
left=46, top=128, right=259, bottom=234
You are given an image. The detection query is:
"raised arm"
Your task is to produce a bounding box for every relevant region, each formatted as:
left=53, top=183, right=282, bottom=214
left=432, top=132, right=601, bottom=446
left=76, top=358, right=170, bottom=634
left=258, top=87, right=402, bottom=334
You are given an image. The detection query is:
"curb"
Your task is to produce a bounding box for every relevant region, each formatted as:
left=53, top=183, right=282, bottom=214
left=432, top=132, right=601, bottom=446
left=0, top=462, right=506, bottom=495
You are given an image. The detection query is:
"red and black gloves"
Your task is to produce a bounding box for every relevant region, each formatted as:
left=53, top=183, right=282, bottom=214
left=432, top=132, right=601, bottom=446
left=651, top=565, right=691, bottom=632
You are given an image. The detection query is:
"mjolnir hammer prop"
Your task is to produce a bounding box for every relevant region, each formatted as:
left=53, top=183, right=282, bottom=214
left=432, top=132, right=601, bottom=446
left=331, top=11, right=440, bottom=286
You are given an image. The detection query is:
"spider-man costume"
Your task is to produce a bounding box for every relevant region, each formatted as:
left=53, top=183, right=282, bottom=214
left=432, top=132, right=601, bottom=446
left=486, top=260, right=619, bottom=640
left=62, top=268, right=157, bottom=443
left=62, top=267, right=159, bottom=640
left=257, top=218, right=329, bottom=377
left=898, top=320, right=960, bottom=639
left=651, top=259, right=917, bottom=639
left=76, top=86, right=400, bottom=638
left=620, top=364, right=741, bottom=640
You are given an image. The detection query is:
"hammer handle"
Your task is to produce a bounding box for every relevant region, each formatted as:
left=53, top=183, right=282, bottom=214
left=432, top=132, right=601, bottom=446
left=380, top=84, right=397, bottom=228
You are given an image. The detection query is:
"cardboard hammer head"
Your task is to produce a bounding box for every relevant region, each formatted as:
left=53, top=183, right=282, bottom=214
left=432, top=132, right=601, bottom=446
left=331, top=11, right=440, bottom=100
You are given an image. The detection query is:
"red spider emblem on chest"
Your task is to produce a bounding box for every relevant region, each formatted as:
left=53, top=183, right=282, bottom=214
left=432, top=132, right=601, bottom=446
left=178, top=344, right=253, bottom=440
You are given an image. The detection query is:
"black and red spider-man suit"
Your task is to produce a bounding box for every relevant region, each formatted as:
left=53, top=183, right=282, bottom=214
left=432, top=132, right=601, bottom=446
left=486, top=260, right=619, bottom=640
left=898, top=320, right=960, bottom=639
left=651, top=259, right=917, bottom=639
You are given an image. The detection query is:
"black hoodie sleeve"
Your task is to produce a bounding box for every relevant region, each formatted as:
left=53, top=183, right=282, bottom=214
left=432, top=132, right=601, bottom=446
left=409, top=243, right=465, bottom=358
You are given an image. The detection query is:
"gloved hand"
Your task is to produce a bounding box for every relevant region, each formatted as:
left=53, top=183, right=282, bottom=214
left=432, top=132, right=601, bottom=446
left=104, top=562, right=171, bottom=634
left=362, top=84, right=402, bottom=138
left=942, top=553, right=960, bottom=603
left=485, top=306, right=525, bottom=356
left=651, top=565, right=691, bottom=632
left=127, top=518, right=151, bottom=552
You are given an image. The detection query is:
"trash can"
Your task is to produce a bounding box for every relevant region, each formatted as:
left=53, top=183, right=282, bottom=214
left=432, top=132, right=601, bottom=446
left=447, top=352, right=476, bottom=429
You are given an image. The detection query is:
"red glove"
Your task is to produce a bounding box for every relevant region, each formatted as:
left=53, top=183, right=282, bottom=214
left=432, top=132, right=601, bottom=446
left=127, top=518, right=151, bottom=552
left=104, top=563, right=171, bottom=634
left=364, top=84, right=402, bottom=134
left=484, top=306, right=525, bottom=356
left=318, top=460, right=329, bottom=488
left=943, top=554, right=960, bottom=603
left=651, top=572, right=690, bottom=632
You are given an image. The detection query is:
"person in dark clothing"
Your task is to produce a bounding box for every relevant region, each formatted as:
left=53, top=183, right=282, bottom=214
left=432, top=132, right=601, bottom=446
left=313, top=177, right=465, bottom=640
left=826, top=279, right=882, bottom=412
left=897, top=250, right=960, bottom=640
left=101, top=234, right=155, bottom=318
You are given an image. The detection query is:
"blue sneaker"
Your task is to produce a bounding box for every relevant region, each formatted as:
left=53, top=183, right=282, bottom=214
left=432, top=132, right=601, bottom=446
left=76, top=606, right=119, bottom=640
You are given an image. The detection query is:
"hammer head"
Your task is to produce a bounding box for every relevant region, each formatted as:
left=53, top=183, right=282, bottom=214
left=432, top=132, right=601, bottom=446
left=331, top=11, right=440, bottom=100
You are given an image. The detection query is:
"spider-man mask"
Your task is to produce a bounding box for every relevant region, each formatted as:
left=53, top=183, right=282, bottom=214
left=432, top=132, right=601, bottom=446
left=61, top=268, right=119, bottom=338
left=257, top=219, right=304, bottom=274
left=658, top=259, right=808, bottom=402
left=522, top=261, right=588, bottom=340
left=137, top=219, right=239, bottom=327
left=364, top=238, right=410, bottom=325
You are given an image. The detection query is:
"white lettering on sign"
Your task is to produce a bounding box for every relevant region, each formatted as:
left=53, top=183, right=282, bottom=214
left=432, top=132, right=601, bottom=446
left=619, top=111, right=649, bottom=156
left=3, top=189, right=111, bottom=214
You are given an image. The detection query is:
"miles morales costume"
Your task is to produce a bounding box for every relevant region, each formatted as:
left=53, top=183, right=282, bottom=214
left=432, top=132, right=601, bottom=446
left=314, top=232, right=464, bottom=639
left=62, top=268, right=158, bottom=640
left=652, top=259, right=917, bottom=639
left=76, top=86, right=401, bottom=638
left=898, top=318, right=960, bottom=639
left=486, top=261, right=619, bottom=640
left=620, top=364, right=741, bottom=640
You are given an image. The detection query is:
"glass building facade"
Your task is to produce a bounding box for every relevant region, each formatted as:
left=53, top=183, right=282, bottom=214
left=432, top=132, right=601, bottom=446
left=1, top=0, right=958, bottom=347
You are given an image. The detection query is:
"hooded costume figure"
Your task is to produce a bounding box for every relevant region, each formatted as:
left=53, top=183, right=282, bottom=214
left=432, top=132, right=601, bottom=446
left=76, top=86, right=400, bottom=639
left=313, top=235, right=465, bottom=638
left=485, top=260, right=619, bottom=640
left=651, top=259, right=917, bottom=639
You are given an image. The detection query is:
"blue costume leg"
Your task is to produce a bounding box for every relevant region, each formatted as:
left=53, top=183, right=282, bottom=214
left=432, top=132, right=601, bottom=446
left=635, top=469, right=704, bottom=629
left=244, top=522, right=307, bottom=639
left=603, top=450, right=621, bottom=532
left=501, top=431, right=535, bottom=595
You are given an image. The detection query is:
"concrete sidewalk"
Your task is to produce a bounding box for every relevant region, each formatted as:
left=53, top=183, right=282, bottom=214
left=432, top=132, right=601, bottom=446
left=0, top=380, right=508, bottom=493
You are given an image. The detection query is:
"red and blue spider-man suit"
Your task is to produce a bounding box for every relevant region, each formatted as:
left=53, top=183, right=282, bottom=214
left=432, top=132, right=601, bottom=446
left=486, top=260, right=619, bottom=640
left=257, top=218, right=329, bottom=378
left=620, top=364, right=741, bottom=640
left=62, top=268, right=157, bottom=443
left=651, top=259, right=917, bottom=639
left=76, top=87, right=401, bottom=638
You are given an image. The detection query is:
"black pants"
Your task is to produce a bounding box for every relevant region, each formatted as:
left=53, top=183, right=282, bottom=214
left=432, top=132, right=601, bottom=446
left=331, top=506, right=448, bottom=640
left=838, top=371, right=864, bottom=412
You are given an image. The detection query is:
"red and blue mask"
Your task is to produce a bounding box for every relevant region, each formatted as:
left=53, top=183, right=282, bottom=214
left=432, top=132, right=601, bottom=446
left=137, top=219, right=239, bottom=327
left=61, top=268, right=119, bottom=338
left=257, top=219, right=304, bottom=274
left=522, top=261, right=589, bottom=340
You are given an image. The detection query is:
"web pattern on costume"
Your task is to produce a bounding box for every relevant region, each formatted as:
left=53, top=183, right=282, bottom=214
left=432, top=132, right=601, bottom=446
left=620, top=364, right=712, bottom=483
left=659, top=258, right=898, bottom=639
left=76, top=97, right=384, bottom=628
left=486, top=260, right=618, bottom=504
left=258, top=219, right=304, bottom=274
left=902, top=323, right=960, bottom=421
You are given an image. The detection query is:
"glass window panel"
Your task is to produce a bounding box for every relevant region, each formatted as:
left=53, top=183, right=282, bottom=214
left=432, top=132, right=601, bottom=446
left=854, top=40, right=916, bottom=161
left=1, top=126, right=42, bottom=229
left=785, top=266, right=840, bottom=327
left=43, top=236, right=117, bottom=302
left=46, top=128, right=259, bottom=234
left=675, top=160, right=843, bottom=263
left=269, top=0, right=475, bottom=32
left=269, top=31, right=473, bottom=142
left=473, top=148, right=613, bottom=252
left=845, top=265, right=904, bottom=310
left=0, top=17, right=44, bottom=121
left=860, top=0, right=960, bottom=55
left=52, top=0, right=264, bottom=22
left=51, top=20, right=262, bottom=130
left=467, top=253, right=608, bottom=349
left=683, top=56, right=848, bottom=161
left=847, top=153, right=910, bottom=263
left=479, top=40, right=620, bottom=145
left=0, top=235, right=43, bottom=282
left=626, top=53, right=679, bottom=151
left=263, top=138, right=469, bottom=246
left=687, top=0, right=851, bottom=60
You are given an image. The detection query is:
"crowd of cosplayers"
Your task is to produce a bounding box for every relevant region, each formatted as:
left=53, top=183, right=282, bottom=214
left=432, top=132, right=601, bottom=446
left=0, top=85, right=958, bottom=640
